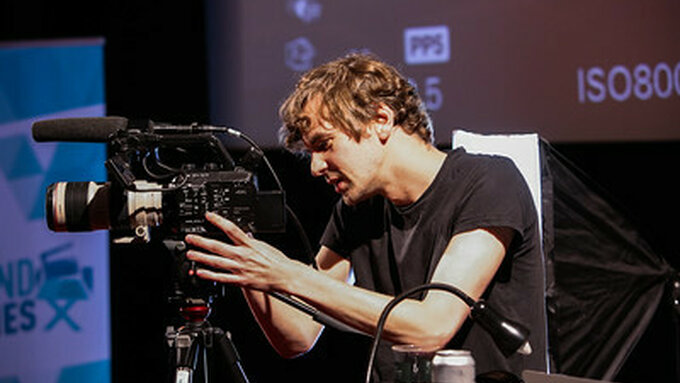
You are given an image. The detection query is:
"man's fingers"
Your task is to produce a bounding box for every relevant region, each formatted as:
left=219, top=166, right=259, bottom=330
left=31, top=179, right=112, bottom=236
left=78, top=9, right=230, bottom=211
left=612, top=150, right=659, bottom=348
left=187, top=250, right=251, bottom=286
left=185, top=233, right=240, bottom=256
left=195, top=268, right=241, bottom=284
left=205, top=211, right=251, bottom=245
left=187, top=249, right=240, bottom=270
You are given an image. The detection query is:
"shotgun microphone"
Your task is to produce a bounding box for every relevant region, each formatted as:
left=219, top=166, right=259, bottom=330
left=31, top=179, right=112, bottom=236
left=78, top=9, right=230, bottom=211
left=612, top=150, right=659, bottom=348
left=32, top=116, right=129, bottom=142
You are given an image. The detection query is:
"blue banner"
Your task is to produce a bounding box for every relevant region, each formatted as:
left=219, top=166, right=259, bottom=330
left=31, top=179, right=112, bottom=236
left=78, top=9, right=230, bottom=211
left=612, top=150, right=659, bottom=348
left=0, top=39, right=110, bottom=383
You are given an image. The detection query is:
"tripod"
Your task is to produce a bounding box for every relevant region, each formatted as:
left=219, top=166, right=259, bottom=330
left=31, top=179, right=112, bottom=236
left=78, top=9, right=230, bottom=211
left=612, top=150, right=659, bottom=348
left=166, top=303, right=250, bottom=383
left=163, top=239, right=250, bottom=383
left=161, top=238, right=357, bottom=383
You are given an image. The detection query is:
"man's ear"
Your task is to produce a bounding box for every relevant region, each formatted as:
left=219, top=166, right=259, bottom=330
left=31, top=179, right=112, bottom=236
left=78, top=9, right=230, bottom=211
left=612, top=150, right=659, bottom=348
left=373, top=103, right=396, bottom=142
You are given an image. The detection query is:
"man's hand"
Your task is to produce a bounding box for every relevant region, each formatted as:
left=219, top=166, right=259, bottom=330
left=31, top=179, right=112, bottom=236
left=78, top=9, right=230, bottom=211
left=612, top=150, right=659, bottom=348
left=185, top=212, right=298, bottom=292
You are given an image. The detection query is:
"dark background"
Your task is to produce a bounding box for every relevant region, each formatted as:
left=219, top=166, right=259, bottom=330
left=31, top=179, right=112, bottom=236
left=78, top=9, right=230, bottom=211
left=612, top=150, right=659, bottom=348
left=2, top=1, right=678, bottom=382
left=206, top=0, right=680, bottom=146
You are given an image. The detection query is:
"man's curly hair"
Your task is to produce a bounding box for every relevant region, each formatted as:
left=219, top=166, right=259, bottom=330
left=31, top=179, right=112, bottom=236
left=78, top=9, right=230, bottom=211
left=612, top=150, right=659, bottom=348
left=279, top=54, right=433, bottom=150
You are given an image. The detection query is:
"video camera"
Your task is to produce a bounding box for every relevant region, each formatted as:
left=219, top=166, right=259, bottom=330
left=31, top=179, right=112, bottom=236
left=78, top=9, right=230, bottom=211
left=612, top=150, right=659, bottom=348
left=32, top=117, right=287, bottom=308
left=32, top=117, right=285, bottom=243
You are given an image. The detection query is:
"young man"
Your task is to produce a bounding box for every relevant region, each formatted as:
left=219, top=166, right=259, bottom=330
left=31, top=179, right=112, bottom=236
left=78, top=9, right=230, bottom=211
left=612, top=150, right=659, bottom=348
left=185, top=54, right=547, bottom=381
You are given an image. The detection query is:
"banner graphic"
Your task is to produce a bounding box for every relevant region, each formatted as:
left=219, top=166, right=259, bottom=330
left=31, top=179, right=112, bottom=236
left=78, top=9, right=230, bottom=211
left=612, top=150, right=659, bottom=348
left=0, top=39, right=110, bottom=383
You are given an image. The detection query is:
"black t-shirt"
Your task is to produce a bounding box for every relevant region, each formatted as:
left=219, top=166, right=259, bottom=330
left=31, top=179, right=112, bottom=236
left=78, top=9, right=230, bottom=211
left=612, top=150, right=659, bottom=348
left=320, top=148, right=547, bottom=381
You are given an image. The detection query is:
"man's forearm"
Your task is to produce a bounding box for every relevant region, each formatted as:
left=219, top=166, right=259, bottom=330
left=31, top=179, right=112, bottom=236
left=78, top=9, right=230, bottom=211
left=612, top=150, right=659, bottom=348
left=278, top=264, right=470, bottom=349
left=184, top=215, right=500, bottom=352
left=241, top=287, right=323, bottom=358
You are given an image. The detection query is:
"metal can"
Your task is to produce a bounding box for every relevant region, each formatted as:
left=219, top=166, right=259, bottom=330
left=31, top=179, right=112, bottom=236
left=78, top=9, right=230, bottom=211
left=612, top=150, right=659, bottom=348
left=431, top=349, right=475, bottom=383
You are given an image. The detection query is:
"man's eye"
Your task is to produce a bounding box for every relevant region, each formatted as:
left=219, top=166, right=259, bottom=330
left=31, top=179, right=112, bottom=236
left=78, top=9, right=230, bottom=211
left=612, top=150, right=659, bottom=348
left=315, top=139, right=332, bottom=152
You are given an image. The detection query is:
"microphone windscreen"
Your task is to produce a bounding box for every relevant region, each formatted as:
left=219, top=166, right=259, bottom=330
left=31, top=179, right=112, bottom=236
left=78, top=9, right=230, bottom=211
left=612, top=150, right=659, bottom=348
left=32, top=117, right=128, bottom=142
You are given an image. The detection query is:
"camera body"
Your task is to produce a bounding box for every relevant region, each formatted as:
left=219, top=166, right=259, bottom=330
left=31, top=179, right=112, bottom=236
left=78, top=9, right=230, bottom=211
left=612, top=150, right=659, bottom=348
left=41, top=118, right=285, bottom=243
left=35, top=117, right=286, bottom=306
left=166, top=168, right=258, bottom=236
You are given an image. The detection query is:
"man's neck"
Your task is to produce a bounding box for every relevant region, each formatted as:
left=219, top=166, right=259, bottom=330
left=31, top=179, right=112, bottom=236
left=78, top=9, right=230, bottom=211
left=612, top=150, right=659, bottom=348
left=380, top=135, right=447, bottom=206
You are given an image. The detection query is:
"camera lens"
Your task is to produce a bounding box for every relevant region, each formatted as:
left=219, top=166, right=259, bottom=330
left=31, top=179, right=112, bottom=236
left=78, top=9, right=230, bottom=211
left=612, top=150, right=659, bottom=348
left=46, top=181, right=111, bottom=232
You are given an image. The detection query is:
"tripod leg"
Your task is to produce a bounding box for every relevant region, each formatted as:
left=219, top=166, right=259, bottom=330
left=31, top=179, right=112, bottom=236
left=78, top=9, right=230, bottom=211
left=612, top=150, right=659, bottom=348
left=211, top=329, right=250, bottom=383
left=172, top=332, right=202, bottom=383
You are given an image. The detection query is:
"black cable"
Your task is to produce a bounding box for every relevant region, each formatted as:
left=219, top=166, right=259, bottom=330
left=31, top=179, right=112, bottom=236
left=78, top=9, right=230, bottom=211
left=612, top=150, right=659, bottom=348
left=224, top=127, right=283, bottom=191
left=220, top=126, right=317, bottom=269
left=286, top=205, right=317, bottom=269
left=142, top=153, right=175, bottom=180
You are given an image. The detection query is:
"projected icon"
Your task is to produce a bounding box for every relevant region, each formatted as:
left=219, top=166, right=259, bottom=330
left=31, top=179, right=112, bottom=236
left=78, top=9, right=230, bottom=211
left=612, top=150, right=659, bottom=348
left=285, top=37, right=316, bottom=72
left=286, top=0, right=322, bottom=23
left=36, top=243, right=93, bottom=331
left=404, top=25, right=451, bottom=65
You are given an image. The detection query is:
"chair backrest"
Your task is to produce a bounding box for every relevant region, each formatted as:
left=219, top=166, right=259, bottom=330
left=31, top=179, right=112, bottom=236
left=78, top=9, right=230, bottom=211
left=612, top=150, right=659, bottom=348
left=452, top=130, right=543, bottom=238
left=452, top=129, right=550, bottom=372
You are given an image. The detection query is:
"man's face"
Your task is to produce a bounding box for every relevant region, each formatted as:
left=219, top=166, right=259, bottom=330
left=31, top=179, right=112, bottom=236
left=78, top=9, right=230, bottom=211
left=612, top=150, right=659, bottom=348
left=301, top=104, right=384, bottom=206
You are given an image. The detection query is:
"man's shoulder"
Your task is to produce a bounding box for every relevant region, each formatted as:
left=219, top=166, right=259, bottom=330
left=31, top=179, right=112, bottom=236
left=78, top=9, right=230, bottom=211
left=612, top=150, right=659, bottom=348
left=448, top=148, right=516, bottom=167
left=443, top=149, right=520, bottom=183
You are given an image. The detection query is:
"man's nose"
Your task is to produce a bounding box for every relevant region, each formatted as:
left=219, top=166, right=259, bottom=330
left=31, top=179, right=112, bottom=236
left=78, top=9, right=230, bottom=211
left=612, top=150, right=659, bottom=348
left=310, top=153, right=327, bottom=177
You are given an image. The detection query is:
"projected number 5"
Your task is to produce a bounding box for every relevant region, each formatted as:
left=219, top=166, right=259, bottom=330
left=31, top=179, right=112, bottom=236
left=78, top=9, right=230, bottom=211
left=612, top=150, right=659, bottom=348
left=410, top=76, right=443, bottom=111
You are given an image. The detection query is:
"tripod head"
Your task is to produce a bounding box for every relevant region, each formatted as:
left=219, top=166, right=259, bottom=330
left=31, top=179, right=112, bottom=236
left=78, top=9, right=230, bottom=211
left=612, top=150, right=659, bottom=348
left=162, top=238, right=225, bottom=322
left=179, top=304, right=212, bottom=324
